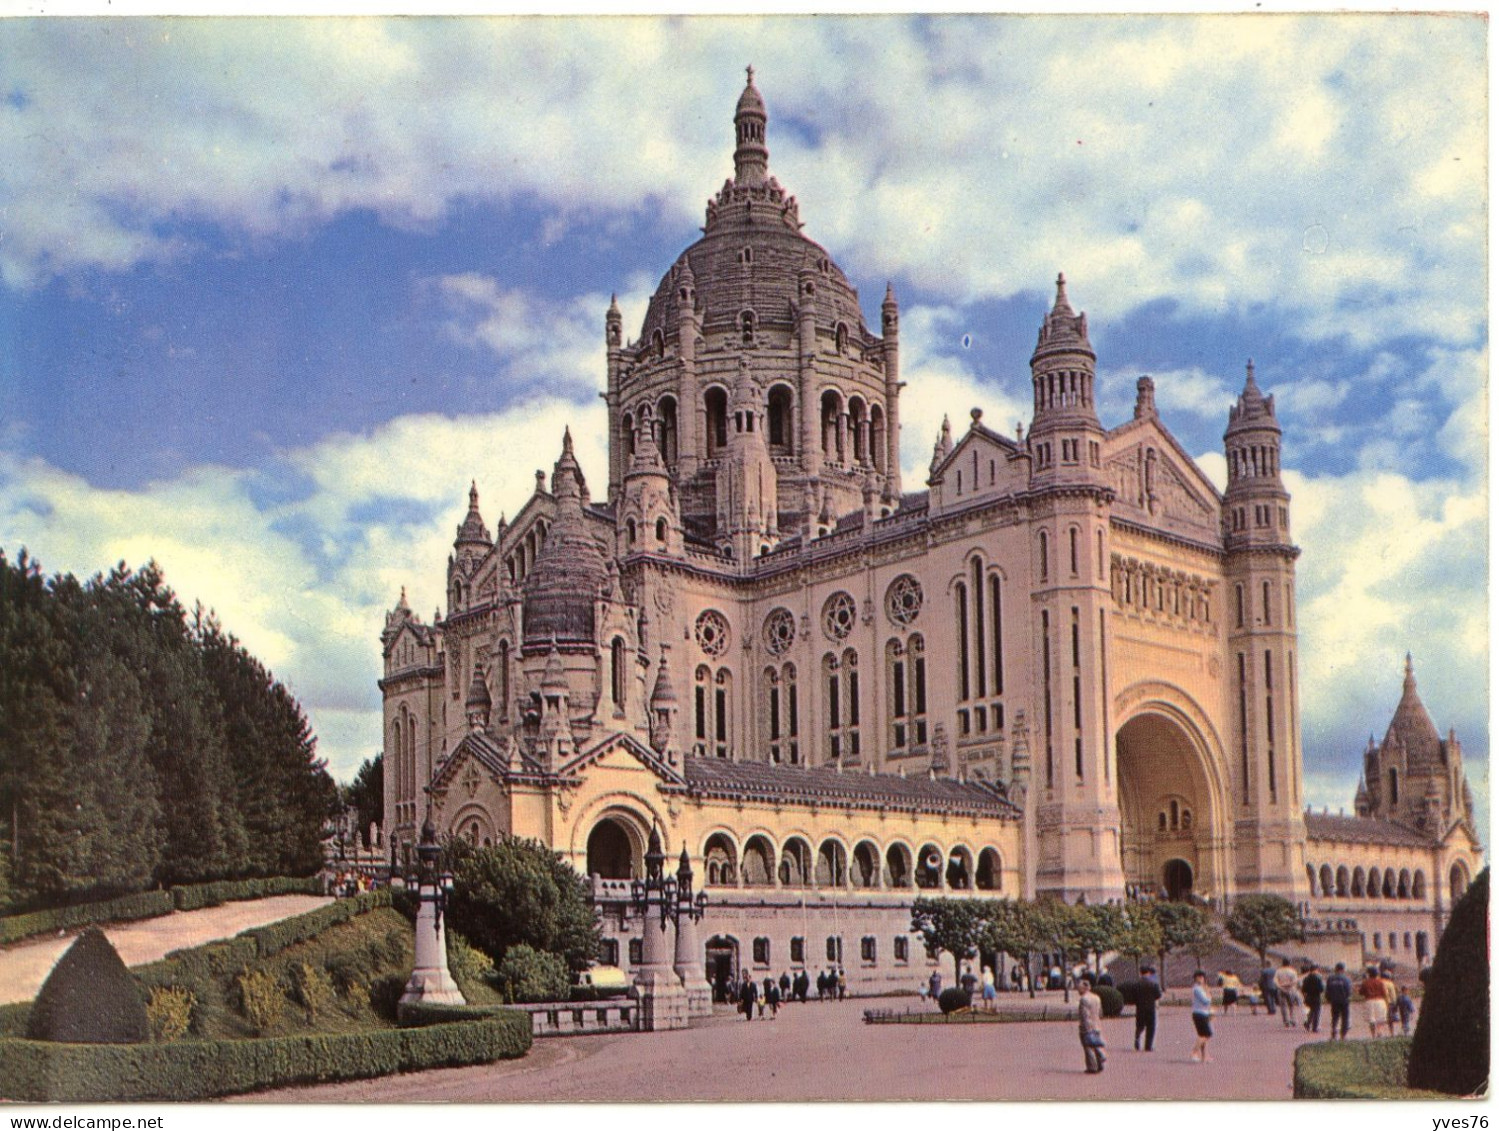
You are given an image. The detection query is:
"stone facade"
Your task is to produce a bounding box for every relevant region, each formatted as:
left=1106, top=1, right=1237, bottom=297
left=380, top=71, right=1481, bottom=988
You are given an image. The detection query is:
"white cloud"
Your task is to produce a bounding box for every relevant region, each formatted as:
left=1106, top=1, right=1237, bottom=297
left=0, top=16, right=1484, bottom=355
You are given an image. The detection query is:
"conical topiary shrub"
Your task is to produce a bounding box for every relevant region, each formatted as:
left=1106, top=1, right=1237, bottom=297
left=25, top=927, right=149, bottom=1044
left=1408, top=867, right=1488, bottom=1095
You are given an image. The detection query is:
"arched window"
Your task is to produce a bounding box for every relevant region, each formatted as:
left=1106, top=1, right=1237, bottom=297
left=1388, top=767, right=1399, bottom=806
left=704, top=387, right=729, bottom=456
left=626, top=518, right=637, bottom=544
left=1039, top=531, right=1050, bottom=581
left=820, top=390, right=844, bottom=462
left=622, top=412, right=636, bottom=460
left=713, top=668, right=732, bottom=759
left=693, top=665, right=711, bottom=756
left=740, top=309, right=756, bottom=343
left=888, top=635, right=929, bottom=753
left=765, top=663, right=799, bottom=765
left=609, top=637, right=626, bottom=711
left=657, top=396, right=678, bottom=465
left=954, top=581, right=970, bottom=702
left=869, top=404, right=886, bottom=472
left=767, top=385, right=794, bottom=453
left=656, top=517, right=668, bottom=543
left=1069, top=526, right=1079, bottom=576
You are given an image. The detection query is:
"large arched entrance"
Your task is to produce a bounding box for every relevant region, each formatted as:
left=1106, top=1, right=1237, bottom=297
left=1115, top=707, right=1224, bottom=904
left=586, top=815, right=642, bottom=879
left=1163, top=858, right=1194, bottom=901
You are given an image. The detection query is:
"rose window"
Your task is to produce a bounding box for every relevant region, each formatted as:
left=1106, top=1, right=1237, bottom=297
left=695, top=610, right=731, bottom=657
left=763, top=608, right=796, bottom=655
left=885, top=574, right=924, bottom=626
left=822, top=592, right=857, bottom=641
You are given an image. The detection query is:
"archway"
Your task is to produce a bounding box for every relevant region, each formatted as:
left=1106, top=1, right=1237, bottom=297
left=586, top=816, right=639, bottom=879
left=1163, top=858, right=1194, bottom=901
left=704, top=935, right=739, bottom=1002
left=1115, top=705, right=1224, bottom=902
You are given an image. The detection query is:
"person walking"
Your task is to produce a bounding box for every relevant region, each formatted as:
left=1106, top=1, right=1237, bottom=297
left=816, top=969, right=828, bottom=1001
left=1324, top=962, right=1353, bottom=1040
left=961, top=964, right=978, bottom=998
left=1301, top=964, right=1325, bottom=1034
left=837, top=966, right=847, bottom=1001
left=779, top=970, right=792, bottom=1003
left=1275, top=959, right=1301, bottom=1028
left=794, top=968, right=810, bottom=1003
left=1077, top=976, right=1107, bottom=1074
left=929, top=969, right=943, bottom=1001
left=764, top=975, right=781, bottom=1018
left=1381, top=971, right=1398, bottom=1037
left=1190, top=970, right=1215, bottom=1063
left=1258, top=964, right=1279, bottom=1019
left=1395, top=985, right=1415, bottom=1035
left=738, top=969, right=758, bottom=1021
left=981, top=965, right=997, bottom=1010
left=1219, top=970, right=1242, bottom=1013
left=1359, top=966, right=1388, bottom=1038
left=1134, top=964, right=1162, bottom=1052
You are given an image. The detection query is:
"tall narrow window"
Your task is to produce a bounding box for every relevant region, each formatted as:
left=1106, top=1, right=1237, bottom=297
left=1039, top=531, right=1050, bottom=581
left=988, top=573, right=1004, bottom=698
left=714, top=669, right=731, bottom=759
left=845, top=648, right=861, bottom=758
left=786, top=665, right=800, bottom=765
left=1042, top=610, right=1054, bottom=788
left=497, top=640, right=510, bottom=720
left=955, top=582, right=970, bottom=700
left=610, top=637, right=626, bottom=709
left=1069, top=527, right=1079, bottom=575
left=972, top=558, right=986, bottom=697
left=1237, top=652, right=1249, bottom=803
left=1236, top=584, right=1245, bottom=629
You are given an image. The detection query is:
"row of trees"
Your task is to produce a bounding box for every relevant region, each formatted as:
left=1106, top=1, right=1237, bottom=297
left=0, top=550, right=340, bottom=910
left=911, top=893, right=1306, bottom=996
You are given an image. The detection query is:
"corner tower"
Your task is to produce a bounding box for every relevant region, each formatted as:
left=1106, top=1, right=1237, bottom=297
left=1026, top=275, right=1123, bottom=902
left=1222, top=361, right=1307, bottom=896
left=607, top=68, right=903, bottom=559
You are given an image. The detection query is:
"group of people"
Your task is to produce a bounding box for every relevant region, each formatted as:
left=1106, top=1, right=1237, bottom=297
left=727, top=966, right=849, bottom=1019
left=1075, top=968, right=1216, bottom=1073
left=1075, top=957, right=1418, bottom=1073
left=1238, top=960, right=1414, bottom=1040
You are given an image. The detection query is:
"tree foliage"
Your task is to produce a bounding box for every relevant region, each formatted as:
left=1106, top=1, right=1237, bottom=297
left=1225, top=894, right=1305, bottom=966
left=1408, top=868, right=1488, bottom=1095
left=1148, top=901, right=1214, bottom=986
left=444, top=836, right=601, bottom=971
left=0, top=550, right=338, bottom=909
left=341, top=754, right=384, bottom=841
left=910, top=896, right=987, bottom=982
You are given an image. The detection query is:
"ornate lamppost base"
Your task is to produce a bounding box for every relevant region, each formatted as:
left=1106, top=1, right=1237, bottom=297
left=631, top=967, right=691, bottom=1031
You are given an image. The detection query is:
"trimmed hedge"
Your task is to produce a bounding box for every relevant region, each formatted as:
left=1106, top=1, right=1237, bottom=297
left=26, top=929, right=149, bottom=1044
left=1293, top=1038, right=1450, bottom=1100
left=1410, top=867, right=1489, bottom=1095
left=237, top=891, right=389, bottom=960
left=0, top=877, right=324, bottom=946
left=0, top=891, right=174, bottom=946
left=171, top=876, right=323, bottom=913
left=0, top=1014, right=532, bottom=1102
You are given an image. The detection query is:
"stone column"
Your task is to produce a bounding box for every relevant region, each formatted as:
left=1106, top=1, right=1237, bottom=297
left=673, top=911, right=713, bottom=1018
left=631, top=906, right=690, bottom=1031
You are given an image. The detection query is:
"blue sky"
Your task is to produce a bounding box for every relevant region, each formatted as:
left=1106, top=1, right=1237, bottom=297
left=0, top=15, right=1486, bottom=836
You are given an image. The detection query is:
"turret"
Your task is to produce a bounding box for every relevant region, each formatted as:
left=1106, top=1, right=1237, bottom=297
left=1027, top=273, right=1104, bottom=487
left=620, top=409, right=684, bottom=557
left=881, top=282, right=903, bottom=500
left=449, top=482, right=492, bottom=613
left=465, top=666, right=492, bottom=733
left=1223, top=358, right=1304, bottom=894
left=732, top=65, right=769, bottom=188
left=535, top=639, right=574, bottom=769
left=714, top=361, right=780, bottom=563
left=648, top=645, right=680, bottom=760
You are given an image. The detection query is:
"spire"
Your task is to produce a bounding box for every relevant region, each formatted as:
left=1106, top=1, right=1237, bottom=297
left=551, top=427, right=588, bottom=500
left=733, top=63, right=769, bottom=188
left=1383, top=652, right=1442, bottom=768
left=396, top=586, right=410, bottom=612
left=1052, top=272, right=1073, bottom=314
left=455, top=480, right=492, bottom=546
left=650, top=645, right=679, bottom=705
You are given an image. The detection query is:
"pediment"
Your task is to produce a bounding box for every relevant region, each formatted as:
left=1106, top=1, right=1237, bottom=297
left=557, top=730, right=686, bottom=785
left=930, top=424, right=1027, bottom=513
left=1105, top=420, right=1220, bottom=534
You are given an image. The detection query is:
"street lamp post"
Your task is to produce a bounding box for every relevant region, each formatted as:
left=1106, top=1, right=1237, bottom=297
left=398, top=815, right=465, bottom=1011
left=627, top=823, right=705, bottom=1030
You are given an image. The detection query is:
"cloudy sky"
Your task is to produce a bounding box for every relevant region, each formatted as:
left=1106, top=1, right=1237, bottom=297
left=0, top=15, right=1486, bottom=836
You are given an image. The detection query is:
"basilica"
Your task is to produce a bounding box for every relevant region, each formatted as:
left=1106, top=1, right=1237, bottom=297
left=381, top=71, right=1482, bottom=991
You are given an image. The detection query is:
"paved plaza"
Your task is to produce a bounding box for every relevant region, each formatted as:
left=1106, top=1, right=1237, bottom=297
left=0, top=894, right=330, bottom=1005
left=248, top=994, right=1340, bottom=1103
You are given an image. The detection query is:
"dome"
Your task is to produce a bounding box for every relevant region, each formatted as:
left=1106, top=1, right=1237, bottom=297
left=634, top=69, right=871, bottom=351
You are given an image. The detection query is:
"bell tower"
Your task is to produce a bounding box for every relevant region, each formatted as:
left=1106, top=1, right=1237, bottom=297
left=1026, top=274, right=1122, bottom=902
left=1222, top=360, right=1307, bottom=896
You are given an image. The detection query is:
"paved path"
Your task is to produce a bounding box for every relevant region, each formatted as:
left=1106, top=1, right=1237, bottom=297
left=0, top=894, right=330, bottom=1005
left=246, top=995, right=1338, bottom=1103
